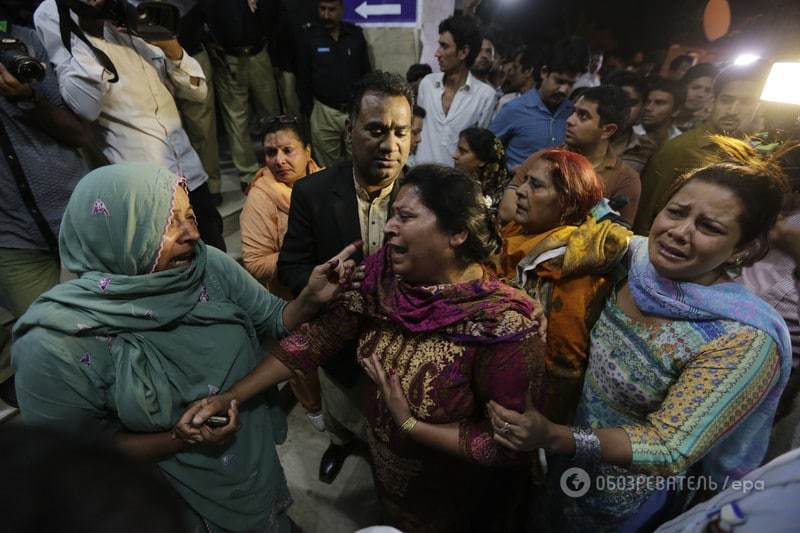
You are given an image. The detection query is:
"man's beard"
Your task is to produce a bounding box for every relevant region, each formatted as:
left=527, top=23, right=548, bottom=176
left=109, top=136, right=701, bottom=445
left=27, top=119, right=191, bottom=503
left=471, top=61, right=492, bottom=77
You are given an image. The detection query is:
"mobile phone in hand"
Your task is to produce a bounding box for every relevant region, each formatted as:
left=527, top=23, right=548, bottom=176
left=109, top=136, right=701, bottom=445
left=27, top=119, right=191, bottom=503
left=205, top=415, right=229, bottom=428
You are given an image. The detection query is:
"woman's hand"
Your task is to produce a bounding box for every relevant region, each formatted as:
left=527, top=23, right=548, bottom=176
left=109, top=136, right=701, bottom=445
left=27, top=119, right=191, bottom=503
left=362, top=353, right=411, bottom=426
left=302, top=240, right=363, bottom=307
left=488, top=393, right=551, bottom=452
left=173, top=394, right=240, bottom=446
left=284, top=241, right=364, bottom=330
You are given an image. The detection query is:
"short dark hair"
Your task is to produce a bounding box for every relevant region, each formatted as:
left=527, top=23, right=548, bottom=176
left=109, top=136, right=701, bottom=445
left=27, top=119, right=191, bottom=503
left=351, top=71, right=414, bottom=121
left=647, top=77, right=687, bottom=109
left=518, top=45, right=544, bottom=75
left=669, top=54, right=694, bottom=72
left=485, top=26, right=516, bottom=62
left=713, top=60, right=771, bottom=97
left=399, top=164, right=502, bottom=264
left=682, top=62, right=719, bottom=85
left=579, top=85, right=631, bottom=129
left=604, top=69, right=647, bottom=102
left=413, top=105, right=426, bottom=119
left=406, top=63, right=432, bottom=84
left=544, top=36, right=590, bottom=76
left=260, top=115, right=310, bottom=146
left=570, top=86, right=589, bottom=102
left=438, top=14, right=483, bottom=68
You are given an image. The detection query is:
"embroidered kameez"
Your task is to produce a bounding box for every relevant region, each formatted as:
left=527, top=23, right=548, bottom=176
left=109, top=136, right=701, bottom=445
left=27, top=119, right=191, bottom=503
left=273, top=246, right=545, bottom=532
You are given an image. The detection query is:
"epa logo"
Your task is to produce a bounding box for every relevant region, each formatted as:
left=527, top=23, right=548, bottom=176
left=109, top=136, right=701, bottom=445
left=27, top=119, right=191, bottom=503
left=560, top=467, right=591, bottom=498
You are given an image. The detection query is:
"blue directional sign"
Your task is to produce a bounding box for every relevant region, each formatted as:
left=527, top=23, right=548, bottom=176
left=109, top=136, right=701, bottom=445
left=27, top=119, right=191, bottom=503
left=344, top=0, right=420, bottom=27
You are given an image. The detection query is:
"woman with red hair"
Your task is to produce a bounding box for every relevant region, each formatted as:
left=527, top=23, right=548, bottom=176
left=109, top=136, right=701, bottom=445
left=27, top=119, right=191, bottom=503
left=494, top=148, right=632, bottom=424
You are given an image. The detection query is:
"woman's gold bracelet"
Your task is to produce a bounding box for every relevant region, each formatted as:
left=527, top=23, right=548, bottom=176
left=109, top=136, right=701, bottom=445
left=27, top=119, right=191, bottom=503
left=400, top=415, right=418, bottom=434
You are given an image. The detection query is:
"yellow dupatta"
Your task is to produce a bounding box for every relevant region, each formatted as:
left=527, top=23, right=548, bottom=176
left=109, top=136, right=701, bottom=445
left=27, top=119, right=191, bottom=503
left=495, top=217, right=631, bottom=423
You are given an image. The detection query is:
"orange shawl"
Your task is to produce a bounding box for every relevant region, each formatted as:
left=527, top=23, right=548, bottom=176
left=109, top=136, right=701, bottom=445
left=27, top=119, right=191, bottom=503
left=241, top=160, right=322, bottom=299
left=494, top=217, right=630, bottom=423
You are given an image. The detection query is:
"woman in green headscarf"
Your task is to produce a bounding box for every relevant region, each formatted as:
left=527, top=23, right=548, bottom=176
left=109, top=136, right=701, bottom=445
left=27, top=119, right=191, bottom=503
left=11, top=163, right=360, bottom=532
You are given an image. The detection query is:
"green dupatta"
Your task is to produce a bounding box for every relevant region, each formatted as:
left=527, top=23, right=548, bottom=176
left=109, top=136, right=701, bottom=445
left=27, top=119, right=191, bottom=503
left=12, top=164, right=290, bottom=531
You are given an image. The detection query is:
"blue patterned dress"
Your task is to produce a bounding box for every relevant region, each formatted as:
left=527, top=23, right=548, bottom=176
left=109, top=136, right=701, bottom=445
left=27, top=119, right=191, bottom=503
left=558, top=294, right=780, bottom=531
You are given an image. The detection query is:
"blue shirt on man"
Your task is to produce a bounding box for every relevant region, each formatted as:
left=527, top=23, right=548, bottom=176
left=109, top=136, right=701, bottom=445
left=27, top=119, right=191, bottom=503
left=489, top=88, right=574, bottom=168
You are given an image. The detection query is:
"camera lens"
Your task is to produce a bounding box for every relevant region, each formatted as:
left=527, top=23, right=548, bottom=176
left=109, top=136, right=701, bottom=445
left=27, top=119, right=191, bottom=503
left=11, top=57, right=46, bottom=83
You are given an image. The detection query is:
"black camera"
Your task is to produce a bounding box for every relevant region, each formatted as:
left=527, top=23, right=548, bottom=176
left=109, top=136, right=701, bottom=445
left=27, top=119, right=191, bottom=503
left=0, top=37, right=45, bottom=84
left=66, top=0, right=181, bottom=41
left=110, top=0, right=182, bottom=41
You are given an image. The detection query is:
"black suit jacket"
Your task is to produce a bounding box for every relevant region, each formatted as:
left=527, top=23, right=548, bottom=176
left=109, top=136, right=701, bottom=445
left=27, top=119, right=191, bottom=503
left=279, top=162, right=362, bottom=296
left=277, top=162, right=398, bottom=386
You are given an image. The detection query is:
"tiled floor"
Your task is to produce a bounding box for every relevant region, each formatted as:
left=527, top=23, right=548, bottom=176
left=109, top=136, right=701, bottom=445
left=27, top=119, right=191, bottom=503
left=278, top=404, right=381, bottom=532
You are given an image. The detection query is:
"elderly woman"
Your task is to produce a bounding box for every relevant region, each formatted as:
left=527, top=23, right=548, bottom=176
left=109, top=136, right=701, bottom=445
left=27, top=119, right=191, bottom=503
left=489, top=156, right=793, bottom=531
left=11, top=164, right=359, bottom=533
left=452, top=127, right=512, bottom=215
left=493, top=149, right=631, bottom=424
left=240, top=115, right=325, bottom=431
left=190, top=165, right=545, bottom=532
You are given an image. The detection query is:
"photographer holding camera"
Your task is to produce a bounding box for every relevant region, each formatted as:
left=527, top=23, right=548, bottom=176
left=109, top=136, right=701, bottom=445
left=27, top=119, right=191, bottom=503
left=0, top=3, right=90, bottom=407
left=33, top=0, right=227, bottom=251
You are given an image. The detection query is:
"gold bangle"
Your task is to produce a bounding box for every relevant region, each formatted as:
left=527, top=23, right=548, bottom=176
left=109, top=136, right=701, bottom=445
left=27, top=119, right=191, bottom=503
left=400, top=416, right=417, bottom=434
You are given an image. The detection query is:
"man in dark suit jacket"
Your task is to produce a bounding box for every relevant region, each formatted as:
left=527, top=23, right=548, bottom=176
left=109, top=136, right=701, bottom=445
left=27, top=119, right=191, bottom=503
left=278, top=71, right=414, bottom=483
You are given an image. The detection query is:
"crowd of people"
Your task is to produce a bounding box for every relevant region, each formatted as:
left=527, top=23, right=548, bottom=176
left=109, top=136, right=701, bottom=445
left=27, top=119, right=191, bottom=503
left=2, top=0, right=800, bottom=532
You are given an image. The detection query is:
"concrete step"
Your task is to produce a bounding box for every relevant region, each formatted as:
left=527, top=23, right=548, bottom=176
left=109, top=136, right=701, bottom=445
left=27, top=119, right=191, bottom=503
left=224, top=229, right=242, bottom=262
left=220, top=189, right=245, bottom=238
left=217, top=152, right=247, bottom=259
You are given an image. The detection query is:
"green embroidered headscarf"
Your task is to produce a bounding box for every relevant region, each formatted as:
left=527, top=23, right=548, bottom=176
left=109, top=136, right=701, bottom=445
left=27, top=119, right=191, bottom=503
left=13, top=164, right=290, bottom=532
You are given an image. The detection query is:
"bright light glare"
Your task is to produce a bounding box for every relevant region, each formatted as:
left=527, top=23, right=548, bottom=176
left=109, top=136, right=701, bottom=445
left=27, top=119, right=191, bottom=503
left=734, top=53, right=761, bottom=66
left=760, top=62, right=800, bottom=106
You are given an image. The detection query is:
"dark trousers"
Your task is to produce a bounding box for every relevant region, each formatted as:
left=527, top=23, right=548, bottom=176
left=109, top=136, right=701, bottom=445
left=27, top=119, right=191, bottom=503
left=189, top=183, right=226, bottom=252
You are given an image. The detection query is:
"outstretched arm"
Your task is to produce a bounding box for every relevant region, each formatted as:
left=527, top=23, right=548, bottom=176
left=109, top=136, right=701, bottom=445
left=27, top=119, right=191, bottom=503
left=187, top=295, right=364, bottom=429
left=281, top=240, right=362, bottom=330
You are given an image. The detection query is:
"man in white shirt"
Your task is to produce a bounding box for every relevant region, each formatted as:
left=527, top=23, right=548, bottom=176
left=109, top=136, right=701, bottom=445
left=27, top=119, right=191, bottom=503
left=633, top=78, right=684, bottom=151
left=34, top=0, right=226, bottom=250
left=415, top=14, right=496, bottom=166
left=492, top=45, right=538, bottom=121
left=573, top=49, right=603, bottom=89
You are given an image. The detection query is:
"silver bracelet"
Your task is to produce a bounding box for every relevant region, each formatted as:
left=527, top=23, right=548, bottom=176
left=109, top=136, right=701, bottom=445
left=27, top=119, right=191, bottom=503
left=571, top=426, right=602, bottom=466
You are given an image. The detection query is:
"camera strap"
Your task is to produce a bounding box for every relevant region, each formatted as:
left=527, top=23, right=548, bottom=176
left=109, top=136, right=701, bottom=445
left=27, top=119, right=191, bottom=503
left=55, top=0, right=119, bottom=83
left=0, top=117, right=60, bottom=256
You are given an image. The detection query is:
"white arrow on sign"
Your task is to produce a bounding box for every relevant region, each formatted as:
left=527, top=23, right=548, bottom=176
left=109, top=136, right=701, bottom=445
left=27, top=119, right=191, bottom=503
left=355, top=1, right=402, bottom=18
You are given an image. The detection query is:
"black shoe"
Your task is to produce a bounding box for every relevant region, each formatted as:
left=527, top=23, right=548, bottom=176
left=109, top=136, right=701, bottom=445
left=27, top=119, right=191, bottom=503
left=318, top=442, right=349, bottom=484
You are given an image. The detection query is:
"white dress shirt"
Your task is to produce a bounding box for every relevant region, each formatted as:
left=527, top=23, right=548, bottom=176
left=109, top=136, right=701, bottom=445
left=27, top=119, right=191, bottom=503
left=415, top=71, right=497, bottom=166
left=633, top=123, right=682, bottom=143
left=34, top=0, right=209, bottom=190
left=573, top=72, right=600, bottom=89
